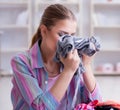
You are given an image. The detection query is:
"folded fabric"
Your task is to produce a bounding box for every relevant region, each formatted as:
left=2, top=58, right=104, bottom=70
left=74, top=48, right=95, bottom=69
left=54, top=35, right=100, bottom=74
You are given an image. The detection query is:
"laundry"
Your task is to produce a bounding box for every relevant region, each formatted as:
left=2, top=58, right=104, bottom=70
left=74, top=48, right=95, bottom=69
left=95, top=100, right=120, bottom=110
left=74, top=100, right=98, bottom=110
left=74, top=100, right=120, bottom=110
left=54, top=35, right=100, bottom=74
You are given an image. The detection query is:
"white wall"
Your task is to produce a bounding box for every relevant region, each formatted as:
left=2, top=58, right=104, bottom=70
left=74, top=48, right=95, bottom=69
left=0, top=77, right=13, bottom=110
left=96, top=76, right=120, bottom=102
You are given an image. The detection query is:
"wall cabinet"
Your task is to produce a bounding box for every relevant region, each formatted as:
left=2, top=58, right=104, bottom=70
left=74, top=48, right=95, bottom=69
left=90, top=0, right=120, bottom=75
left=0, top=0, right=32, bottom=75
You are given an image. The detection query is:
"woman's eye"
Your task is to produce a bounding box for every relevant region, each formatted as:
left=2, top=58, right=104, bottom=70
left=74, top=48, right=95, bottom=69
left=58, top=32, right=65, bottom=37
left=71, top=33, right=76, bottom=36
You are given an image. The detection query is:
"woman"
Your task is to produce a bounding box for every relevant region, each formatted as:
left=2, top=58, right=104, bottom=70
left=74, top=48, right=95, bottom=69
left=11, top=4, right=102, bottom=110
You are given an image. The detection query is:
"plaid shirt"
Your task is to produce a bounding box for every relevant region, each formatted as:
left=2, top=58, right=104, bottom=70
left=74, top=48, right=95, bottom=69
left=11, top=40, right=102, bottom=110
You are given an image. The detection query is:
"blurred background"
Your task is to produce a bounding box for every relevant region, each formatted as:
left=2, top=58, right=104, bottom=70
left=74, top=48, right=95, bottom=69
left=0, top=0, right=120, bottom=109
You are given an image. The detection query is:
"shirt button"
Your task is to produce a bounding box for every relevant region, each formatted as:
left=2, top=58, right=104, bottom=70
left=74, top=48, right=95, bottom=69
left=45, top=81, right=48, bottom=84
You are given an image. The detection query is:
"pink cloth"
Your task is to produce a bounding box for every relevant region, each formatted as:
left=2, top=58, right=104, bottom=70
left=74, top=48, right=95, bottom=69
left=74, top=100, right=98, bottom=110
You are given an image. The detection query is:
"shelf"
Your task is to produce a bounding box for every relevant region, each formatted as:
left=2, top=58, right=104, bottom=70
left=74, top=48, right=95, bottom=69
left=0, top=0, right=31, bottom=75
left=37, top=1, right=79, bottom=4
left=94, top=71, right=120, bottom=76
left=93, top=2, right=120, bottom=6
left=93, top=25, right=120, bottom=29
left=36, top=1, right=80, bottom=13
left=0, top=25, right=29, bottom=29
left=0, top=6, right=29, bottom=26
left=92, top=1, right=120, bottom=29
left=0, top=69, right=13, bottom=77
left=0, top=1, right=28, bottom=8
left=0, top=1, right=28, bottom=4
left=91, top=0, right=120, bottom=77
left=100, top=48, right=120, bottom=52
left=0, top=48, right=28, bottom=53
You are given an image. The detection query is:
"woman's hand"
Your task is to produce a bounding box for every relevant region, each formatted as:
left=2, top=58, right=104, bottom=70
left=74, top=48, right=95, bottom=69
left=60, top=49, right=80, bottom=75
left=50, top=49, right=80, bottom=102
left=82, top=54, right=96, bottom=93
left=82, top=54, right=94, bottom=66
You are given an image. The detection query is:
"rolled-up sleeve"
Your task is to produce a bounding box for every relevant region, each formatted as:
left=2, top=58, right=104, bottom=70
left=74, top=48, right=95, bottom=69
left=11, top=56, right=59, bottom=110
left=90, top=83, right=102, bottom=101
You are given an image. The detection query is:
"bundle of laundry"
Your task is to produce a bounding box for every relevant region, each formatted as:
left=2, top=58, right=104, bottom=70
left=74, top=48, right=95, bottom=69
left=74, top=100, right=120, bottom=110
left=95, top=100, right=120, bottom=110
left=54, top=35, right=100, bottom=74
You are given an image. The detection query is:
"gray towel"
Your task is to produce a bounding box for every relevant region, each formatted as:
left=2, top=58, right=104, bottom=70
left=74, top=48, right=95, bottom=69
left=54, top=35, right=100, bottom=74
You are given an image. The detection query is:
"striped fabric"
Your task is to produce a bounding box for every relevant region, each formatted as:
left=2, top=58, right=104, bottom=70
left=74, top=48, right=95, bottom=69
left=11, top=40, right=102, bottom=110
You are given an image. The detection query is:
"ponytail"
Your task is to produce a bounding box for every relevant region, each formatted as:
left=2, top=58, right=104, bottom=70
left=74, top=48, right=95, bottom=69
left=30, top=28, right=42, bottom=48
left=30, top=4, right=76, bottom=48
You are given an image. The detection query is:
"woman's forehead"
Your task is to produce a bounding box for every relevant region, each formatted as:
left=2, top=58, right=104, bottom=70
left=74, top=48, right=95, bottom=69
left=53, top=19, right=77, bottom=32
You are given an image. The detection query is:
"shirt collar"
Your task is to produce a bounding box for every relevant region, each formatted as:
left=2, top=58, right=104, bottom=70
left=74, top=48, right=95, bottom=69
left=29, top=40, right=44, bottom=69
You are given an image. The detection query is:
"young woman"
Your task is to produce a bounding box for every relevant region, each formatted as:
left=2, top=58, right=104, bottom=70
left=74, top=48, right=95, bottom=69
left=11, top=4, right=102, bottom=110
